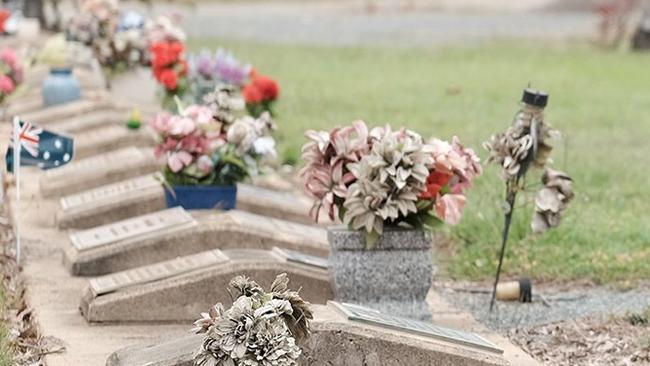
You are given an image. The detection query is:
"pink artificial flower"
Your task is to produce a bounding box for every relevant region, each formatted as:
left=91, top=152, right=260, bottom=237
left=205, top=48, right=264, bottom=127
left=429, top=137, right=468, bottom=175
left=449, top=136, right=482, bottom=194
left=0, top=48, right=17, bottom=69
left=183, top=105, right=213, bottom=125
left=154, top=138, right=178, bottom=159
left=149, top=112, right=173, bottom=134
left=0, top=75, right=15, bottom=93
left=167, top=150, right=193, bottom=172
left=179, top=134, right=210, bottom=155
left=435, top=194, right=466, bottom=225
left=169, top=116, right=196, bottom=135
left=197, top=155, right=214, bottom=173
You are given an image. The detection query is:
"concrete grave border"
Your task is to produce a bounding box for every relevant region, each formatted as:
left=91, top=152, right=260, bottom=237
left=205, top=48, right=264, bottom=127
left=80, top=247, right=332, bottom=322
left=64, top=209, right=329, bottom=276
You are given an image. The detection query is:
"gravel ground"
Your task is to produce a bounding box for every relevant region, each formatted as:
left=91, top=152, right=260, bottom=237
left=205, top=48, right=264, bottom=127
left=437, top=283, right=650, bottom=332
left=511, top=313, right=650, bottom=365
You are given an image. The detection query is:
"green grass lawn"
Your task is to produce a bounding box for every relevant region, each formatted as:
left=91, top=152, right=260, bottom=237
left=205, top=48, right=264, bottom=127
left=189, top=38, right=650, bottom=284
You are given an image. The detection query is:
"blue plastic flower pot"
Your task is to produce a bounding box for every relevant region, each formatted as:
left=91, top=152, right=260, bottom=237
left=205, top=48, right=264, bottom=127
left=42, top=68, right=81, bottom=107
left=164, top=185, right=237, bottom=210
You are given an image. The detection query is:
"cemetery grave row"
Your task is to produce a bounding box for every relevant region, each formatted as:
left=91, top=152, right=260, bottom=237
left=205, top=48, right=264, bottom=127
left=0, top=32, right=540, bottom=366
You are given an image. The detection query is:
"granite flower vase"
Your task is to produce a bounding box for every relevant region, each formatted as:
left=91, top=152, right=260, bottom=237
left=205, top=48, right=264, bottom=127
left=164, top=185, right=237, bottom=210
left=42, top=68, right=81, bottom=107
left=327, top=226, right=434, bottom=321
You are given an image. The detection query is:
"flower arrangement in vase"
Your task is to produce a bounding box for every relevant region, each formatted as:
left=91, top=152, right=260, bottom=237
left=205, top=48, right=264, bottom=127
left=302, top=120, right=481, bottom=246
left=0, top=47, right=23, bottom=104
left=66, top=0, right=149, bottom=75
left=242, top=70, right=279, bottom=118
left=149, top=100, right=276, bottom=210
left=193, top=274, right=312, bottom=366
left=300, top=120, right=481, bottom=320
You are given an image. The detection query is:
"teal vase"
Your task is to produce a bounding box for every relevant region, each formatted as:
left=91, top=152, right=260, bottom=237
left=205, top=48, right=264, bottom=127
left=42, top=68, right=81, bottom=107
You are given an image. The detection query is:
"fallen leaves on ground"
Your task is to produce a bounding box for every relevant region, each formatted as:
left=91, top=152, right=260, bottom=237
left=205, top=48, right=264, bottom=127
left=510, top=311, right=650, bottom=365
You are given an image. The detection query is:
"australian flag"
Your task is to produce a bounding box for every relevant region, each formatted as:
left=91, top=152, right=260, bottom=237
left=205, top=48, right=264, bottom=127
left=5, top=120, right=74, bottom=173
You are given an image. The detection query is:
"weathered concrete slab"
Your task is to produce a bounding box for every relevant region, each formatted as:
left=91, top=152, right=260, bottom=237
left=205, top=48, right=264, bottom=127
left=56, top=174, right=319, bottom=229
left=18, top=97, right=115, bottom=125
left=80, top=247, right=331, bottom=322
left=46, top=109, right=135, bottom=134
left=57, top=175, right=165, bottom=229
left=106, top=302, right=507, bottom=366
left=39, top=147, right=158, bottom=198
left=64, top=208, right=329, bottom=276
left=74, top=125, right=155, bottom=159
left=236, top=183, right=316, bottom=225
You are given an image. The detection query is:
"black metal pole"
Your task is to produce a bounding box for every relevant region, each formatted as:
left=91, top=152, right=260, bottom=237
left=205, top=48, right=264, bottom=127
left=489, top=185, right=517, bottom=312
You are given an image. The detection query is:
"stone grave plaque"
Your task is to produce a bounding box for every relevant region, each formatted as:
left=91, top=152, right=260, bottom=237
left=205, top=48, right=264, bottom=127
left=236, top=184, right=315, bottom=225
left=89, top=249, right=228, bottom=295
left=330, top=301, right=503, bottom=354
left=106, top=303, right=508, bottom=366
left=40, top=147, right=158, bottom=197
left=66, top=210, right=329, bottom=276
left=44, top=147, right=141, bottom=180
left=226, top=210, right=326, bottom=243
left=81, top=248, right=332, bottom=322
left=272, top=247, right=329, bottom=269
left=61, top=175, right=160, bottom=211
left=20, top=98, right=113, bottom=125
left=48, top=109, right=130, bottom=134
left=70, top=207, right=196, bottom=251
left=74, top=124, right=153, bottom=158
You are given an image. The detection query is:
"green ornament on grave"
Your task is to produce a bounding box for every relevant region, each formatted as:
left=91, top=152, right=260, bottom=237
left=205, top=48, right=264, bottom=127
left=127, top=109, right=142, bottom=130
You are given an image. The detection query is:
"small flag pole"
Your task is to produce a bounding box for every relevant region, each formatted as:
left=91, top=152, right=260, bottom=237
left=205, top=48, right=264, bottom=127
left=12, top=116, right=21, bottom=264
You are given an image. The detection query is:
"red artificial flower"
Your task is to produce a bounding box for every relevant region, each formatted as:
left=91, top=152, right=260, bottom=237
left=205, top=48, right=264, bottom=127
left=242, top=83, right=263, bottom=103
left=254, top=75, right=279, bottom=101
left=243, top=73, right=279, bottom=104
left=150, top=41, right=184, bottom=69
left=420, top=171, right=452, bottom=200
left=0, top=10, right=10, bottom=33
left=159, top=68, right=178, bottom=90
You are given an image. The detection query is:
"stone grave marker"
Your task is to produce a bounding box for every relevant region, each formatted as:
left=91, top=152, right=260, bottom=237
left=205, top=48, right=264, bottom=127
left=46, top=109, right=133, bottom=134
left=69, top=206, right=196, bottom=251
left=39, top=147, right=158, bottom=198
left=19, top=98, right=114, bottom=125
left=56, top=175, right=320, bottom=229
left=236, top=183, right=316, bottom=225
left=73, top=125, right=154, bottom=159
left=106, top=302, right=507, bottom=366
left=64, top=209, right=329, bottom=276
left=80, top=247, right=332, bottom=322
left=57, top=175, right=165, bottom=229
left=331, top=302, right=502, bottom=354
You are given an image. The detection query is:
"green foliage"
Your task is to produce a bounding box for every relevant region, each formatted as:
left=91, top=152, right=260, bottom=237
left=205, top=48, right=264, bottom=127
left=188, top=38, right=650, bottom=283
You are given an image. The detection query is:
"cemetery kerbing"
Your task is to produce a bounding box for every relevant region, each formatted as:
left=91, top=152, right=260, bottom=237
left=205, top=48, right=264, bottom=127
left=0, top=1, right=649, bottom=366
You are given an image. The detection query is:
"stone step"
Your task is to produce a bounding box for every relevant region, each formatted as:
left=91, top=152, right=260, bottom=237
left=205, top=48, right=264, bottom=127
left=63, top=208, right=329, bottom=276
left=106, top=302, right=507, bottom=366
left=39, top=146, right=158, bottom=198
left=80, top=247, right=331, bottom=322
left=56, top=174, right=319, bottom=229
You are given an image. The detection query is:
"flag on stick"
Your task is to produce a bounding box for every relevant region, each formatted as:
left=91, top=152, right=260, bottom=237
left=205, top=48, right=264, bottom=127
left=5, top=117, right=74, bottom=263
